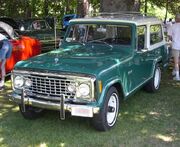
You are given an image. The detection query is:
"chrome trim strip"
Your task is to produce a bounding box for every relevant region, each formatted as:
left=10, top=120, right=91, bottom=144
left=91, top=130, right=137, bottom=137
left=13, top=70, right=96, bottom=80
left=125, top=76, right=152, bottom=96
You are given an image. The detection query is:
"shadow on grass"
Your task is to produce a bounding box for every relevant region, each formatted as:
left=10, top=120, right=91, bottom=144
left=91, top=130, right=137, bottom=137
left=0, top=71, right=179, bottom=147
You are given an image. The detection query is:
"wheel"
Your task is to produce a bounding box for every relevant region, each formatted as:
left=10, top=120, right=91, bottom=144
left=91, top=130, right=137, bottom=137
left=19, top=105, right=44, bottom=120
left=92, top=87, right=120, bottom=131
left=144, top=64, right=161, bottom=92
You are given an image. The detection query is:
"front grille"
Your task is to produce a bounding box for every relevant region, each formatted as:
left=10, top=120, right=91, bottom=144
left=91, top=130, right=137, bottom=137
left=24, top=73, right=76, bottom=100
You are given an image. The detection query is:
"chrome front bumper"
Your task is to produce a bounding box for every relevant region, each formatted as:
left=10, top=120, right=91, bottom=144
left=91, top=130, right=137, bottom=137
left=9, top=92, right=100, bottom=118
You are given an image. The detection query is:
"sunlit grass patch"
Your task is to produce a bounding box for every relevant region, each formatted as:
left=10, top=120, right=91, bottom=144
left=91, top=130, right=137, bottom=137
left=155, top=134, right=174, bottom=142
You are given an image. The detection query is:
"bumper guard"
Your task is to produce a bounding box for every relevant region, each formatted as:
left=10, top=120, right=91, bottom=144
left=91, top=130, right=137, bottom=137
left=9, top=92, right=100, bottom=119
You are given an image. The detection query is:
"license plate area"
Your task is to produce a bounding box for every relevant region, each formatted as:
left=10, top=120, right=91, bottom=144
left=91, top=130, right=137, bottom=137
left=71, top=106, right=93, bottom=117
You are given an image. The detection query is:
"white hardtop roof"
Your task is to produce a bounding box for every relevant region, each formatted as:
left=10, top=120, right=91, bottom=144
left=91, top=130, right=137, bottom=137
left=70, top=12, right=162, bottom=26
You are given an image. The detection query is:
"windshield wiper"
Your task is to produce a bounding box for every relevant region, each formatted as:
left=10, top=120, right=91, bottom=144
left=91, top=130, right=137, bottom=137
left=89, top=40, right=113, bottom=49
left=78, top=41, right=86, bottom=46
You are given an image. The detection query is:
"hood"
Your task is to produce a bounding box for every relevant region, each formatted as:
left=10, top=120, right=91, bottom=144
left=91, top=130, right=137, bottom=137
left=15, top=44, right=130, bottom=76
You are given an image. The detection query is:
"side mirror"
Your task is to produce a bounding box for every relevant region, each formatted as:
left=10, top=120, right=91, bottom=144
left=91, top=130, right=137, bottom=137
left=65, top=37, right=73, bottom=42
left=137, top=48, right=148, bottom=53
left=141, top=48, right=148, bottom=52
left=20, top=26, right=25, bottom=31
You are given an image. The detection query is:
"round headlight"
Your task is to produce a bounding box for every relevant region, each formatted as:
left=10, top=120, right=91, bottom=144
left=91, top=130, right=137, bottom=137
left=67, top=84, right=76, bottom=93
left=78, top=83, right=90, bottom=96
left=14, top=76, right=24, bottom=88
left=25, top=79, right=32, bottom=87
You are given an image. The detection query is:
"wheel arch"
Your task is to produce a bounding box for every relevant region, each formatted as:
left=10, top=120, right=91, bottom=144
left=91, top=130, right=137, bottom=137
left=151, top=57, right=162, bottom=77
left=111, top=82, right=124, bottom=102
left=99, top=79, right=125, bottom=105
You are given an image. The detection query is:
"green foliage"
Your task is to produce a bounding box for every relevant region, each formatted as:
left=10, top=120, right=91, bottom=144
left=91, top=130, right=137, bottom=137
left=0, top=0, right=179, bottom=25
left=0, top=0, right=179, bottom=17
left=140, top=0, right=179, bottom=20
left=149, top=0, right=180, bottom=14
left=140, top=1, right=173, bottom=20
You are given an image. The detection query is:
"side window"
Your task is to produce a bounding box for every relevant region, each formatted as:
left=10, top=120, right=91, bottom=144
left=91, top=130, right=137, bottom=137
left=150, top=24, right=163, bottom=45
left=137, top=25, right=146, bottom=50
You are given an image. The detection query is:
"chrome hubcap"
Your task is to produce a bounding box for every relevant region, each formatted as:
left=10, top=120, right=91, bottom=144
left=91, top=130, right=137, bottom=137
left=154, top=67, right=160, bottom=89
left=107, top=93, right=119, bottom=126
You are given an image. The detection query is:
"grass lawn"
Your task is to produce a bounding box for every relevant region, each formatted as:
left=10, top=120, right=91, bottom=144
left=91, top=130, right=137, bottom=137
left=0, top=68, right=180, bottom=147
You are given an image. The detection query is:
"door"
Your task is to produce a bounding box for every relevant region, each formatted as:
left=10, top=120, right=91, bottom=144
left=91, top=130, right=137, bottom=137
left=132, top=25, right=153, bottom=87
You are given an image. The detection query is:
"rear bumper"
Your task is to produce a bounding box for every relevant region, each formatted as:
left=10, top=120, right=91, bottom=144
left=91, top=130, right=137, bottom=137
left=9, top=92, right=100, bottom=118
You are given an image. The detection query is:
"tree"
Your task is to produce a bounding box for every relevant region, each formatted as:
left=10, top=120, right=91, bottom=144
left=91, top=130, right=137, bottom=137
left=149, top=0, right=180, bottom=16
left=77, top=0, right=90, bottom=17
left=0, top=0, right=179, bottom=20
left=100, top=0, right=140, bottom=12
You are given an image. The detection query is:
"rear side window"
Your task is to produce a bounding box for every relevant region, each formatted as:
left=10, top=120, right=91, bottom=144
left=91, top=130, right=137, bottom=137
left=150, top=24, right=163, bottom=45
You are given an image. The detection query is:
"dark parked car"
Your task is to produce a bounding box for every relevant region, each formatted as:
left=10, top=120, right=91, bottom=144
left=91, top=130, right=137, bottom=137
left=18, top=18, right=65, bottom=52
left=0, top=21, right=41, bottom=73
left=0, top=17, right=65, bottom=52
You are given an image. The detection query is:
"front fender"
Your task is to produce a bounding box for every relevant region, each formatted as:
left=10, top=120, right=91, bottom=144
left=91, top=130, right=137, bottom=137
left=96, top=77, right=124, bottom=107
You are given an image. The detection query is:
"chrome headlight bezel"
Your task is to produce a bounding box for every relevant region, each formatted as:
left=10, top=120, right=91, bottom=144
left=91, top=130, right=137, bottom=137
left=67, top=77, right=95, bottom=101
left=12, top=73, right=32, bottom=90
left=67, top=83, right=76, bottom=93
left=24, top=78, right=32, bottom=87
left=14, top=75, right=24, bottom=89
left=77, top=83, right=90, bottom=97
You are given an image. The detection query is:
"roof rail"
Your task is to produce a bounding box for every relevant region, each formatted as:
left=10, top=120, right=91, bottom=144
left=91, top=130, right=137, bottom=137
left=86, top=11, right=159, bottom=21
left=91, top=11, right=144, bottom=17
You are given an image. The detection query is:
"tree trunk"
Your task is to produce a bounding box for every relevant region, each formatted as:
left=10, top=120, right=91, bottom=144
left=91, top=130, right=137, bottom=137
left=164, top=0, right=168, bottom=23
left=100, top=0, right=140, bottom=12
left=24, top=0, right=32, bottom=18
left=144, top=0, right=148, bottom=15
left=65, top=0, right=70, bottom=14
left=77, top=0, right=90, bottom=17
left=44, top=0, right=49, bottom=16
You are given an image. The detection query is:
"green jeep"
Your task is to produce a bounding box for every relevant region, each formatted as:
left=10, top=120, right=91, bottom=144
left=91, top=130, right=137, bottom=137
left=10, top=13, right=169, bottom=131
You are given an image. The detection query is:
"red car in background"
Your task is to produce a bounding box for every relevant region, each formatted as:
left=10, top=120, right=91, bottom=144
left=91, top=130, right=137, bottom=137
left=0, top=21, right=41, bottom=73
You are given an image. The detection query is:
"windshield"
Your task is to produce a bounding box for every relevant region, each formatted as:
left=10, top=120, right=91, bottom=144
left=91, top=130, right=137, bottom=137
left=65, top=24, right=132, bottom=45
left=19, top=20, right=51, bottom=31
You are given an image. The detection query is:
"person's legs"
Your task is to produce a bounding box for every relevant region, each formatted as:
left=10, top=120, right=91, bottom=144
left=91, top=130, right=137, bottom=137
left=0, top=40, right=9, bottom=88
left=0, top=59, right=6, bottom=87
left=172, top=53, right=180, bottom=76
left=172, top=49, right=180, bottom=80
